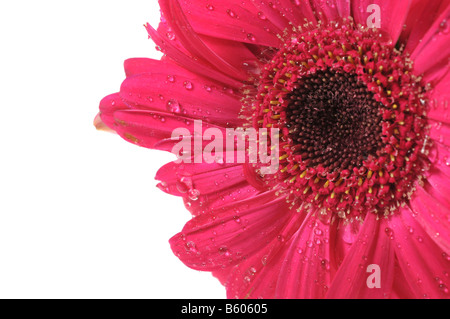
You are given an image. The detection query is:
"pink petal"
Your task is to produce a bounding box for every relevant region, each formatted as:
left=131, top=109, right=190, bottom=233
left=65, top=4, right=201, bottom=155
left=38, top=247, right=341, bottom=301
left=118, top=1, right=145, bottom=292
left=256, top=0, right=318, bottom=27
left=250, top=0, right=294, bottom=31
left=425, top=168, right=450, bottom=207
left=429, top=120, right=450, bottom=148
left=112, top=109, right=227, bottom=151
left=427, top=69, right=450, bottom=124
left=309, top=0, right=351, bottom=22
left=173, top=0, right=282, bottom=47
left=146, top=24, right=243, bottom=88
left=400, top=0, right=448, bottom=54
left=98, top=93, right=130, bottom=130
left=169, top=191, right=291, bottom=271
left=197, top=35, right=261, bottom=75
left=216, top=207, right=310, bottom=299
left=409, top=184, right=450, bottom=255
left=275, top=213, right=332, bottom=298
left=170, top=192, right=290, bottom=271
left=155, top=161, right=262, bottom=216
left=390, top=263, right=417, bottom=299
left=326, top=213, right=395, bottom=299
left=387, top=205, right=450, bottom=298
left=410, top=4, right=450, bottom=79
left=351, top=0, right=412, bottom=44
left=329, top=218, right=363, bottom=270
left=119, top=69, right=244, bottom=128
left=429, top=142, right=450, bottom=178
left=159, top=0, right=250, bottom=81
left=216, top=236, right=285, bottom=299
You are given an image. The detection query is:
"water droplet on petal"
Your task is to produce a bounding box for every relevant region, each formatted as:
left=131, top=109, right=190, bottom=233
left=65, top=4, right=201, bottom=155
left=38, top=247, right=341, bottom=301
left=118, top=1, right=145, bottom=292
left=385, top=227, right=394, bottom=239
left=439, top=19, right=449, bottom=35
left=185, top=241, right=197, bottom=253
left=206, top=4, right=214, bottom=11
left=227, top=9, right=237, bottom=18
left=247, top=33, right=256, bottom=42
left=166, top=99, right=182, bottom=113
left=184, top=81, right=193, bottom=90
left=444, top=156, right=450, bottom=167
left=188, top=188, right=200, bottom=201
left=166, top=31, right=176, bottom=41
left=176, top=176, right=193, bottom=193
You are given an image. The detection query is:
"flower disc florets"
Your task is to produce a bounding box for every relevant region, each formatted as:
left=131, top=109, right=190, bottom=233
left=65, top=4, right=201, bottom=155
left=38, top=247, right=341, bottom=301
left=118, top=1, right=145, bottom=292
left=251, top=19, right=429, bottom=219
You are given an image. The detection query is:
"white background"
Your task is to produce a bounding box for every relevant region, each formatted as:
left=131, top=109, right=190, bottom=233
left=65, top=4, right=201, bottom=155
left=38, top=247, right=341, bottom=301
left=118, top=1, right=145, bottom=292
left=0, top=1, right=225, bottom=298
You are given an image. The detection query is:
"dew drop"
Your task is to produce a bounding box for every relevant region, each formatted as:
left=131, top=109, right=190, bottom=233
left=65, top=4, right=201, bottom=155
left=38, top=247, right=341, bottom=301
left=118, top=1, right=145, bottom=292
left=247, top=33, right=256, bottom=42
left=444, top=156, right=450, bottom=167
left=206, top=4, right=214, bottom=11
left=218, top=246, right=230, bottom=256
left=166, top=99, right=182, bottom=114
left=439, top=19, right=449, bottom=35
left=227, top=9, right=237, bottom=18
left=188, top=188, right=200, bottom=201
left=261, top=255, right=268, bottom=266
left=185, top=241, right=197, bottom=253
left=166, top=31, right=176, bottom=41
left=167, top=75, right=176, bottom=83
left=176, top=176, right=193, bottom=193
left=184, top=81, right=194, bottom=90
left=258, top=11, right=267, bottom=20
left=384, top=227, right=394, bottom=239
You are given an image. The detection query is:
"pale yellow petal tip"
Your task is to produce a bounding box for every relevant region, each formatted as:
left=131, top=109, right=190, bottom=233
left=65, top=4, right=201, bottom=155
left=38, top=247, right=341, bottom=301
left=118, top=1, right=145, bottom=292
left=94, top=113, right=116, bottom=134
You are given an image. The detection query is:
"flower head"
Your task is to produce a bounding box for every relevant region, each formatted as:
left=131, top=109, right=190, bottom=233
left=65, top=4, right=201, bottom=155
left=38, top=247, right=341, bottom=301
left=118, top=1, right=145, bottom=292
left=96, top=0, right=450, bottom=298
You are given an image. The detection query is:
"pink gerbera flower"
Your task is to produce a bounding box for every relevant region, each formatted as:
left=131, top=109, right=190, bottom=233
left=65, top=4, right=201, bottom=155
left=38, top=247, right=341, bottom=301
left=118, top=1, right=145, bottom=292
left=95, top=0, right=450, bottom=298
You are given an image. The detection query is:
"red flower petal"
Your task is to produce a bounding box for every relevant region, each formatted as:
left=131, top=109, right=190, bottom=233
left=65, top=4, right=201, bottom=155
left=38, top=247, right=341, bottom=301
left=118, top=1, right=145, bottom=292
left=155, top=161, right=262, bottom=216
left=119, top=65, right=244, bottom=128
left=98, top=93, right=130, bottom=130
left=387, top=205, right=450, bottom=298
left=400, top=0, right=448, bottom=53
left=409, top=184, right=450, bottom=255
left=215, top=208, right=310, bottom=299
left=429, top=120, right=450, bottom=148
left=215, top=236, right=285, bottom=299
left=146, top=25, right=243, bottom=88
left=275, top=213, right=332, bottom=298
left=326, top=213, right=395, bottom=298
left=171, top=0, right=282, bottom=47
left=351, top=0, right=412, bottom=44
left=410, top=4, right=450, bottom=79
left=430, top=142, right=450, bottom=178
left=169, top=191, right=291, bottom=271
left=112, top=109, right=226, bottom=151
left=309, top=0, right=351, bottom=22
left=427, top=70, right=450, bottom=124
left=159, top=0, right=251, bottom=82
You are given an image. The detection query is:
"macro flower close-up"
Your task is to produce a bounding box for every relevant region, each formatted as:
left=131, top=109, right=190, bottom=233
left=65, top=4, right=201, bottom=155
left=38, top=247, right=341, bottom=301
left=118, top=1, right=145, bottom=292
left=95, top=0, right=450, bottom=299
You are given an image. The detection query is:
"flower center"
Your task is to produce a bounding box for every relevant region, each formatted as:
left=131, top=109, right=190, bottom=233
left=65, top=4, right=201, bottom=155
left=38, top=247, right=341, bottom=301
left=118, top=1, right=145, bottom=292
left=286, top=69, right=383, bottom=172
left=248, top=19, right=429, bottom=220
